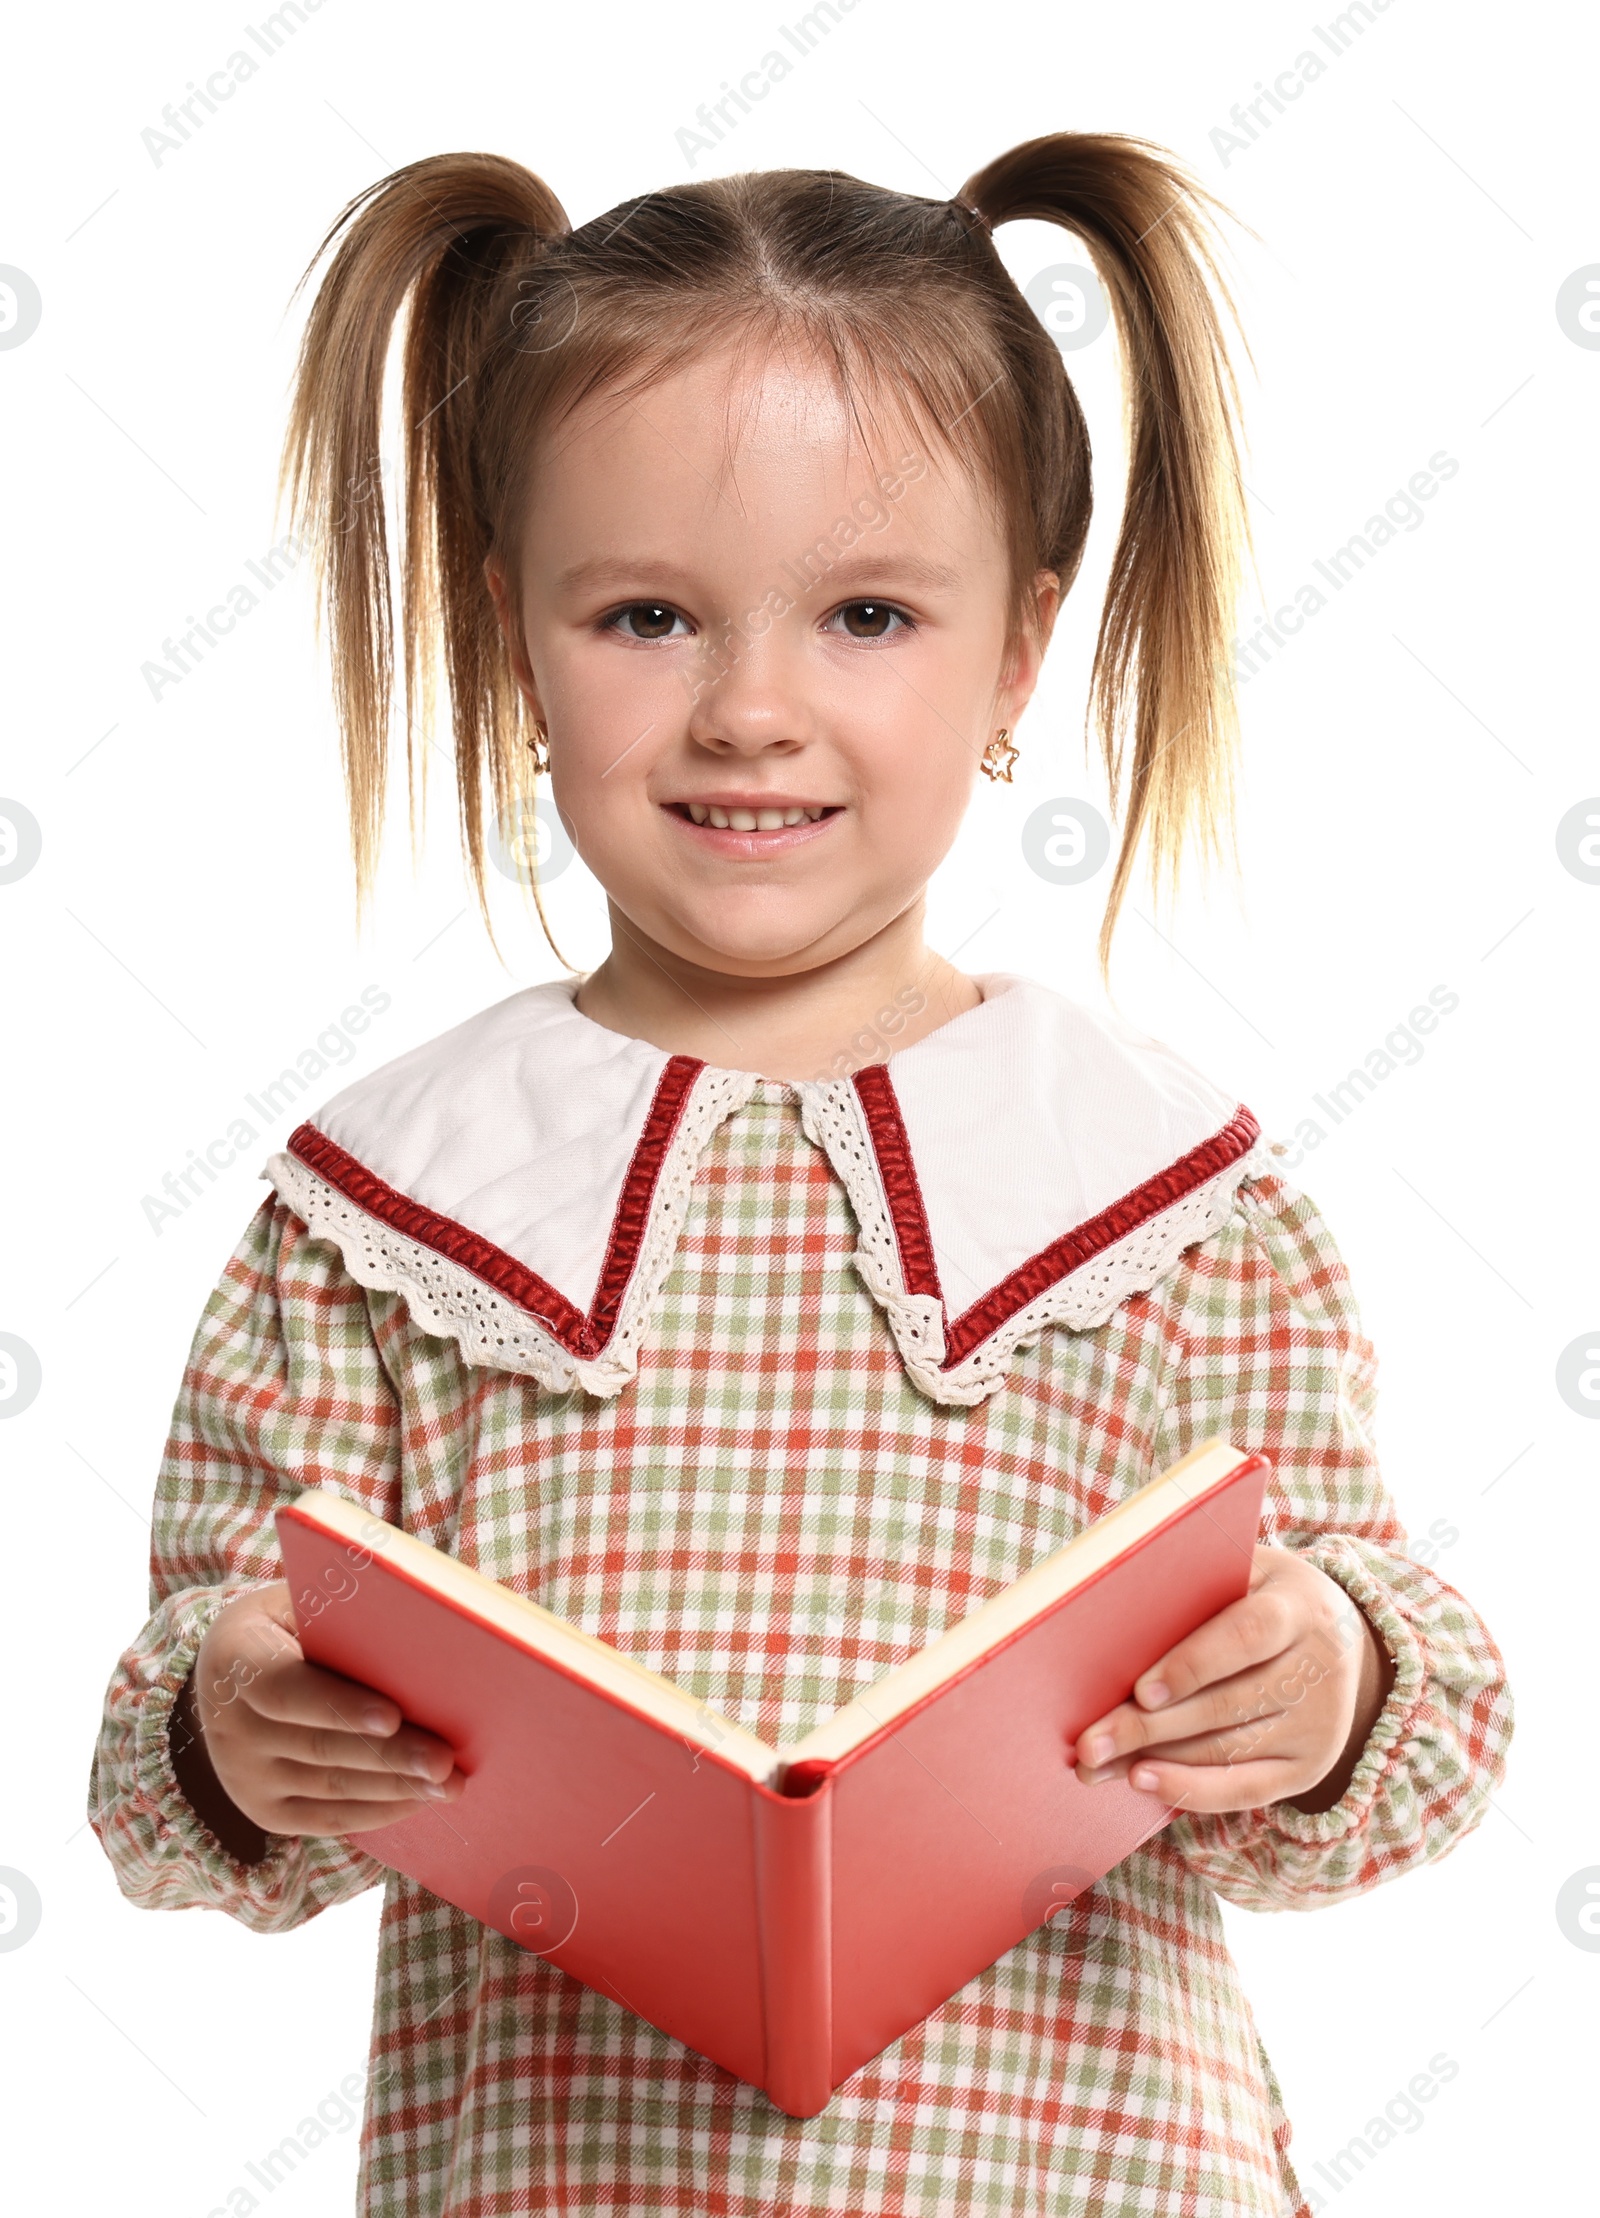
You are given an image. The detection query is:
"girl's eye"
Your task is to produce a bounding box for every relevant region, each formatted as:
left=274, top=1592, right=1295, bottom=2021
left=828, top=600, right=911, bottom=640
left=605, top=602, right=690, bottom=641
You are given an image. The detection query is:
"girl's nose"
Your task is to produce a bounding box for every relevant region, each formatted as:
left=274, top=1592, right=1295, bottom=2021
left=684, top=636, right=816, bottom=755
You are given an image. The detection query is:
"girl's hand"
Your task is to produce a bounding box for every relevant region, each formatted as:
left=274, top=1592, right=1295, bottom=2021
left=185, top=1581, right=466, bottom=1838
left=1066, top=1545, right=1394, bottom=1815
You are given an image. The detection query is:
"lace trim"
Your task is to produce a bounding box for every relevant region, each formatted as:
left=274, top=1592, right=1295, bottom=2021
left=263, top=1066, right=760, bottom=1399
left=797, top=1079, right=948, bottom=1371
left=801, top=1085, right=1274, bottom=1407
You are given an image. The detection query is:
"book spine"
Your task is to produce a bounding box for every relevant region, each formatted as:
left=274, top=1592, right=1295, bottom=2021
left=753, top=1782, right=833, bottom=2117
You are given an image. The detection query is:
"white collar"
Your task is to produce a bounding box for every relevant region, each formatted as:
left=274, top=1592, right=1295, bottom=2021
left=261, top=973, right=1264, bottom=1407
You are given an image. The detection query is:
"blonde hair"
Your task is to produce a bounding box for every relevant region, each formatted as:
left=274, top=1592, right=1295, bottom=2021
left=278, top=134, right=1248, bottom=969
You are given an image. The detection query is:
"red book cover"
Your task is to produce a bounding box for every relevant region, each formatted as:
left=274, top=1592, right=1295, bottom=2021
left=275, top=1440, right=1268, bottom=2115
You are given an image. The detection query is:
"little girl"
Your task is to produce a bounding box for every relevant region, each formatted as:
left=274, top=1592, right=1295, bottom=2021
left=90, top=135, right=1510, bottom=2216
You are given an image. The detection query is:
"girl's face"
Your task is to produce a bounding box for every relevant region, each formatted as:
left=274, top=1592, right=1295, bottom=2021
left=490, top=343, right=1055, bottom=980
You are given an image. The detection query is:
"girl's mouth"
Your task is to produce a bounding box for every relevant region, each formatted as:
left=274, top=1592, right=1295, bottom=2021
left=663, top=800, right=843, bottom=851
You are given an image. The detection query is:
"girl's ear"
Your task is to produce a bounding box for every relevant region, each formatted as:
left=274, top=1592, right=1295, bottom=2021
left=996, top=568, right=1061, bottom=729
left=483, top=556, right=546, bottom=723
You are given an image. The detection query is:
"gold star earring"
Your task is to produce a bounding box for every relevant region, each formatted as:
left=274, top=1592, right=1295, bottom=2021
left=980, top=728, right=1018, bottom=782
left=525, top=722, right=550, bottom=775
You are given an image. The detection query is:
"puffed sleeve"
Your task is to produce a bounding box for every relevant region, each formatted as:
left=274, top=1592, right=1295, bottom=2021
left=87, top=1195, right=401, bottom=1931
left=1146, top=1163, right=1512, bottom=1911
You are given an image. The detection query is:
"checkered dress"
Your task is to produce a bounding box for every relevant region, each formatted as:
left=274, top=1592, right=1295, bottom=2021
left=90, top=1084, right=1510, bottom=2216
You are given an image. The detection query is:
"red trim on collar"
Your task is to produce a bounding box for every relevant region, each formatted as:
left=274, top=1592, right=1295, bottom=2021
left=851, top=1064, right=942, bottom=1301
left=851, top=1065, right=1259, bottom=1371
left=285, top=1055, right=705, bottom=1361
left=587, top=1055, right=703, bottom=1349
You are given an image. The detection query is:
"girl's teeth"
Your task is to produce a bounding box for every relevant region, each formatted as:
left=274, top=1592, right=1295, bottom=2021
left=685, top=803, right=832, bottom=830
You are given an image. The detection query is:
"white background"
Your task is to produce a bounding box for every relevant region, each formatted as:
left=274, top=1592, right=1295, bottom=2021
left=2, top=0, right=1593, bottom=2210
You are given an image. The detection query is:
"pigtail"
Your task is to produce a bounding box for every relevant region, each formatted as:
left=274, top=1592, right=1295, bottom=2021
left=961, top=135, right=1250, bottom=971
left=277, top=152, right=568, bottom=921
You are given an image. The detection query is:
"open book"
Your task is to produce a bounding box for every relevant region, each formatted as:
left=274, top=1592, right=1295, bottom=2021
left=276, top=1438, right=1268, bottom=2116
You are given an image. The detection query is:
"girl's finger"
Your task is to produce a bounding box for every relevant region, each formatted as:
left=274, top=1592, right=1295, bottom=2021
left=236, top=1652, right=412, bottom=1743
left=1075, top=1712, right=1310, bottom=1785
left=1071, top=1647, right=1311, bottom=1770
left=272, top=1791, right=454, bottom=1837
left=248, top=1717, right=457, bottom=1782
left=1127, top=1578, right=1301, bottom=1715
left=1113, top=1754, right=1325, bottom=1816
left=267, top=1755, right=466, bottom=1807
